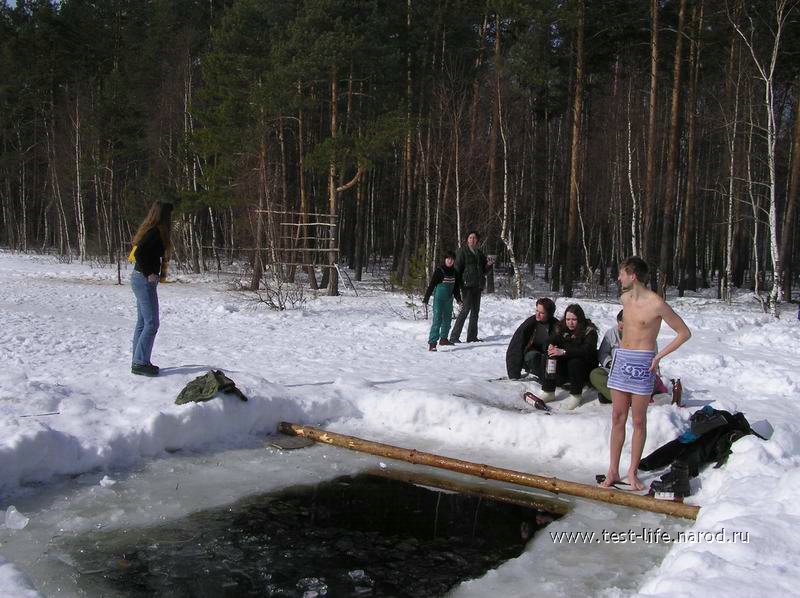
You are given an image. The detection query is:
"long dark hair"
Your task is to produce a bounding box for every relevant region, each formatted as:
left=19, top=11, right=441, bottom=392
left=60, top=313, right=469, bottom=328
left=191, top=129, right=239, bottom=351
left=132, top=201, right=173, bottom=253
left=559, top=303, right=594, bottom=337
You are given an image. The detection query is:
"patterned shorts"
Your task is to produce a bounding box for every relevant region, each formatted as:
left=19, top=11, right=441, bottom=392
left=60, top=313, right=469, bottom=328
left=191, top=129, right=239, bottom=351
left=607, top=348, right=656, bottom=396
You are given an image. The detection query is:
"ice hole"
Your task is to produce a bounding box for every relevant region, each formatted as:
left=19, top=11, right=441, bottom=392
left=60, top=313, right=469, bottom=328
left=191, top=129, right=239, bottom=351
left=61, top=471, right=564, bottom=597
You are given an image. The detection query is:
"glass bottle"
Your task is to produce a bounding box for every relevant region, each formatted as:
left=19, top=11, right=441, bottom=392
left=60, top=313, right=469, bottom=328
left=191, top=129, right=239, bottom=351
left=671, top=378, right=683, bottom=406
left=546, top=355, right=557, bottom=380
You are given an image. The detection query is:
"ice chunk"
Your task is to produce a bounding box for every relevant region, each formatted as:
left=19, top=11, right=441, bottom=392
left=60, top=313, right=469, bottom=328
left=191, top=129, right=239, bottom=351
left=4, top=506, right=30, bottom=530
left=297, top=577, right=328, bottom=596
left=99, top=476, right=117, bottom=487
left=348, top=569, right=374, bottom=586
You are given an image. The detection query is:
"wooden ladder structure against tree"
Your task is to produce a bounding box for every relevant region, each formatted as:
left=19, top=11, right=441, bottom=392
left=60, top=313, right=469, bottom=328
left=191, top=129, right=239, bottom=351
left=253, top=209, right=355, bottom=294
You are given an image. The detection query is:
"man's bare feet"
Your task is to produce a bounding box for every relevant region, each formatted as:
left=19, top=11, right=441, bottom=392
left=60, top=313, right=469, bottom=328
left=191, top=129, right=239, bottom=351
left=627, top=470, right=645, bottom=491
left=600, top=471, right=621, bottom=488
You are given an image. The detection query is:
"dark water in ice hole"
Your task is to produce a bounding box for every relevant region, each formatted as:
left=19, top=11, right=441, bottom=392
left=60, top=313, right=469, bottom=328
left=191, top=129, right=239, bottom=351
left=63, top=473, right=560, bottom=597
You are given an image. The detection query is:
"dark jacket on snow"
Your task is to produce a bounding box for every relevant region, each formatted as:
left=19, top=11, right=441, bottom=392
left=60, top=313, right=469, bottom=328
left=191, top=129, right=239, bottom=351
left=134, top=226, right=166, bottom=277
left=639, top=406, right=762, bottom=476
left=505, top=315, right=558, bottom=379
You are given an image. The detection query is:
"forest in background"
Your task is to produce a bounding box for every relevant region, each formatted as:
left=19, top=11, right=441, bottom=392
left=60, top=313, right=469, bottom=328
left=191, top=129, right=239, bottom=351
left=1, top=0, right=799, bottom=313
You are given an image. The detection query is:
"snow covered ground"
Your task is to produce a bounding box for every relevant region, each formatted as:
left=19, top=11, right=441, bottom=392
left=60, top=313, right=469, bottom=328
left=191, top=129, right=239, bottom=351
left=0, top=250, right=798, bottom=597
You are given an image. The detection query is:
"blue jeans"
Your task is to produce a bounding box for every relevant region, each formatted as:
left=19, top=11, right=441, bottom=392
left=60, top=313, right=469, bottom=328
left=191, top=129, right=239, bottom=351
left=131, top=270, right=160, bottom=366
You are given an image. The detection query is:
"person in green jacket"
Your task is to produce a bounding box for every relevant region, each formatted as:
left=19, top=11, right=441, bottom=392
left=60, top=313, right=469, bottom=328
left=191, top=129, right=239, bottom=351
left=449, top=230, right=492, bottom=343
left=422, top=251, right=462, bottom=351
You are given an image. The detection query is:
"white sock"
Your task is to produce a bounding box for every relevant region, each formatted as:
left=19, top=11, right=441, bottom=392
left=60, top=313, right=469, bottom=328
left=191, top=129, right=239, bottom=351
left=563, top=394, right=582, bottom=410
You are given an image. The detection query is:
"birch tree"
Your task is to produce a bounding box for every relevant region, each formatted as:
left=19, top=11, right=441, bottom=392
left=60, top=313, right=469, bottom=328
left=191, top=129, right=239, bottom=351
left=728, top=0, right=800, bottom=316
left=495, top=57, right=524, bottom=298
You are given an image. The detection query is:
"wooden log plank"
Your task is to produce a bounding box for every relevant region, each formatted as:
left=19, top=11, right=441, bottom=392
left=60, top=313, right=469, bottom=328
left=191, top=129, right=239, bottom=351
left=277, top=422, right=700, bottom=520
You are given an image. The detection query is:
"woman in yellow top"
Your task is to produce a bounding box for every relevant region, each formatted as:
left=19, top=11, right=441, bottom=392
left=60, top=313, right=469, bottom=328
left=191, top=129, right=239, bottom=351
left=130, top=201, right=173, bottom=376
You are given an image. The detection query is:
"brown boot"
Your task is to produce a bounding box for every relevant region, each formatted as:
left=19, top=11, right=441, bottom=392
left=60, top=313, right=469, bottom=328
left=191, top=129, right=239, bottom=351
left=428, top=343, right=437, bottom=351
left=438, top=338, right=452, bottom=346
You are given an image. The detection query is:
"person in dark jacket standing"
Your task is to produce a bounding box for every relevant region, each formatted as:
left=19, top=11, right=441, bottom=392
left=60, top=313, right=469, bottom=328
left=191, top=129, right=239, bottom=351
left=449, top=230, right=492, bottom=343
left=422, top=251, right=462, bottom=351
left=505, top=297, right=558, bottom=379
left=543, top=303, right=599, bottom=410
left=130, top=201, right=173, bottom=377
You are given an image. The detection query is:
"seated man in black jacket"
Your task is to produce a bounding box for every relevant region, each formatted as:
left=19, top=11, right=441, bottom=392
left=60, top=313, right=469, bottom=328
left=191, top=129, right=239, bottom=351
left=505, top=297, right=558, bottom=380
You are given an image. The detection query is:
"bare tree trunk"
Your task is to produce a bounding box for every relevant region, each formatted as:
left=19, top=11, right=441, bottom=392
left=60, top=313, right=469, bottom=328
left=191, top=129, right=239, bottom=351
left=485, top=13, right=501, bottom=295
left=454, top=104, right=463, bottom=245
left=327, top=69, right=340, bottom=296
left=251, top=135, right=268, bottom=290
left=354, top=175, right=366, bottom=281
left=724, top=62, right=741, bottom=303
left=45, top=111, right=71, bottom=255
left=297, top=82, right=318, bottom=290
left=468, top=14, right=489, bottom=150
left=563, top=0, right=584, bottom=298
left=780, top=76, right=800, bottom=298
left=680, top=1, right=704, bottom=294
left=278, top=118, right=293, bottom=281
left=16, top=126, right=28, bottom=252
left=746, top=95, right=766, bottom=310
left=657, top=0, right=687, bottom=296
left=419, top=124, right=432, bottom=267
left=642, top=0, right=660, bottom=268
left=435, top=146, right=452, bottom=269
left=495, top=61, right=523, bottom=298
left=72, top=95, right=87, bottom=262
left=396, top=0, right=414, bottom=284
left=626, top=78, right=640, bottom=256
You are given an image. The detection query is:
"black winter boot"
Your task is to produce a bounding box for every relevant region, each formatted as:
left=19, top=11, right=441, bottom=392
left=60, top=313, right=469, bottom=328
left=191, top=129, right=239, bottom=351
left=650, top=460, right=691, bottom=499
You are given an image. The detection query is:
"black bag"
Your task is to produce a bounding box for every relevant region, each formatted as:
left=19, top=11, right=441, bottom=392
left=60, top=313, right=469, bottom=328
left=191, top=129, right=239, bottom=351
left=639, top=408, right=760, bottom=476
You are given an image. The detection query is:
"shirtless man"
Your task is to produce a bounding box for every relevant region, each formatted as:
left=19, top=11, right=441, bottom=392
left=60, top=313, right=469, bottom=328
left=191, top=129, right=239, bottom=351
left=601, top=256, right=691, bottom=490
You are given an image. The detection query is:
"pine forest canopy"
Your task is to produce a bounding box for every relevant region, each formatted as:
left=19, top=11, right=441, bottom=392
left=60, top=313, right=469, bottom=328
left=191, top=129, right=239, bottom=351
left=1, top=0, right=799, bottom=311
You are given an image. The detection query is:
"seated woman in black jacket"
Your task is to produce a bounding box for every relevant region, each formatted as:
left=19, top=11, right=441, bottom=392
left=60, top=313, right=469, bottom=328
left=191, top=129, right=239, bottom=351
left=505, top=297, right=557, bottom=379
left=541, top=303, right=599, bottom=410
